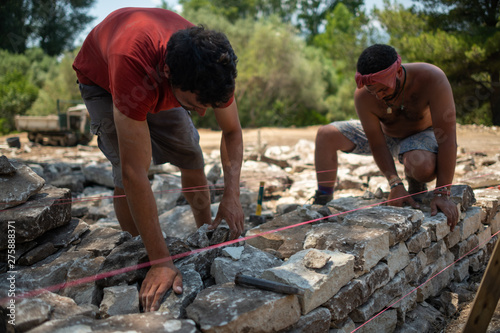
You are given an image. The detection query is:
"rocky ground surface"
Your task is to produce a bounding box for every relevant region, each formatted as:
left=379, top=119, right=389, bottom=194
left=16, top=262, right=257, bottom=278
left=0, top=124, right=499, bottom=333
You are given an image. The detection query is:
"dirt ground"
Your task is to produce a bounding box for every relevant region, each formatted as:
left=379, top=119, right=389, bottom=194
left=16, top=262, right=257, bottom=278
left=1, top=124, right=500, bottom=331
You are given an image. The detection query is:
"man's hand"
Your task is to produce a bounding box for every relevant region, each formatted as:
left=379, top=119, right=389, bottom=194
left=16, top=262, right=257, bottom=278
left=387, top=185, right=420, bottom=209
left=431, top=196, right=459, bottom=231
left=140, top=262, right=183, bottom=312
left=209, top=194, right=244, bottom=240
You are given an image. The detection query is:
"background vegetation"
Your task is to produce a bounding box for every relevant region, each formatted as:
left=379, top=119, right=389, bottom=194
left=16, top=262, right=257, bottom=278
left=0, top=0, right=498, bottom=134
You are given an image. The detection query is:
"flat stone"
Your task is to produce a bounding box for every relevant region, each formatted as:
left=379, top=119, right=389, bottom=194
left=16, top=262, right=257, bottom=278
left=246, top=210, right=313, bottom=259
left=304, top=223, right=390, bottom=276
left=384, top=242, right=410, bottom=279
left=76, top=225, right=132, bottom=257
left=422, top=212, right=450, bottom=242
left=159, top=264, right=204, bottom=319
left=0, top=185, right=72, bottom=249
left=342, top=206, right=423, bottom=246
left=0, top=155, right=16, bottom=175
left=280, top=306, right=331, bottom=332
left=210, top=244, right=282, bottom=284
left=405, top=227, right=432, bottom=253
left=186, top=283, right=301, bottom=333
left=460, top=206, right=482, bottom=241
left=99, top=284, right=139, bottom=318
left=350, top=271, right=405, bottom=323
left=262, top=248, right=355, bottom=314
left=0, top=161, right=45, bottom=209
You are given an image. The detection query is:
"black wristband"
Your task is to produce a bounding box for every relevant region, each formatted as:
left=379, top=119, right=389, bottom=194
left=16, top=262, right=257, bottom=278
left=390, top=182, right=404, bottom=190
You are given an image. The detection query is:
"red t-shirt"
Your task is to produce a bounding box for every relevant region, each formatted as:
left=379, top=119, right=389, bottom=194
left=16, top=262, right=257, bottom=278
left=73, top=7, right=232, bottom=121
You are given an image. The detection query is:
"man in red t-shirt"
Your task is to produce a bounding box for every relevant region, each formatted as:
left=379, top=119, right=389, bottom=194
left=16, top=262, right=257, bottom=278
left=73, top=7, right=244, bottom=312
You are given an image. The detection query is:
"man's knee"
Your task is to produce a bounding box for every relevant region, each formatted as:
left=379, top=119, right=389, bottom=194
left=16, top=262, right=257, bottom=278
left=316, top=124, right=355, bottom=152
left=403, top=150, right=436, bottom=181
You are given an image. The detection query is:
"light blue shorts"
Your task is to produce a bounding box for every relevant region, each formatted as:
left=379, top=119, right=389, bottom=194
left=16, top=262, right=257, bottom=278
left=331, top=120, right=438, bottom=163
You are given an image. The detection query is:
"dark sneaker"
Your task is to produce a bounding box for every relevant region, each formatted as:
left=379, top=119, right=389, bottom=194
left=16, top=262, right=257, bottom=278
left=312, top=190, right=333, bottom=205
left=406, top=176, right=428, bottom=194
left=406, top=176, right=428, bottom=202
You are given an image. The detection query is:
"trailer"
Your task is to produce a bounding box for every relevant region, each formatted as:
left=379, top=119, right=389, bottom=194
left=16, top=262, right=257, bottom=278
left=14, top=100, right=93, bottom=146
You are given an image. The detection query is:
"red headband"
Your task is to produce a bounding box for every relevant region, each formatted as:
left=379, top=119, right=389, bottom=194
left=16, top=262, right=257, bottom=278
left=355, top=54, right=401, bottom=89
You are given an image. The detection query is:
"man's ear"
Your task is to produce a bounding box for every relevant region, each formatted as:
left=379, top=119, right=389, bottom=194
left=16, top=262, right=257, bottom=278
left=164, top=65, right=170, bottom=79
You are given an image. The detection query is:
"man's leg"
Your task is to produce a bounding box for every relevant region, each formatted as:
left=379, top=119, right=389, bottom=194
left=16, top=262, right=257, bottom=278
left=179, top=168, right=212, bottom=228
left=113, top=186, right=140, bottom=236
left=402, top=150, right=436, bottom=193
left=314, top=124, right=356, bottom=204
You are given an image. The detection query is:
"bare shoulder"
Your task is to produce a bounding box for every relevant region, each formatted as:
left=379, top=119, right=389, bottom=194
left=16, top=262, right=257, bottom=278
left=406, top=62, right=448, bottom=84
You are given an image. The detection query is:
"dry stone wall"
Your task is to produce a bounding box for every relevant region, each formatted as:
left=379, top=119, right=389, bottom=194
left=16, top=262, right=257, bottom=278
left=0, top=138, right=499, bottom=333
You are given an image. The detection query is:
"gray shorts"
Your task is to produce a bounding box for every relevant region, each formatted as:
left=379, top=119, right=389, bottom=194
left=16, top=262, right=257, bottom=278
left=79, top=83, right=204, bottom=188
left=331, top=120, right=438, bottom=163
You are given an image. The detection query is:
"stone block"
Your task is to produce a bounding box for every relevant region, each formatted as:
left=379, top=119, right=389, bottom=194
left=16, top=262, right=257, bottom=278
left=404, top=251, right=428, bottom=284
left=424, top=240, right=447, bottom=266
left=352, top=309, right=397, bottom=333
left=350, top=272, right=405, bottom=323
left=453, top=257, right=470, bottom=282
left=477, top=225, right=492, bottom=249
left=262, top=249, right=355, bottom=314
left=416, top=251, right=454, bottom=302
left=460, top=207, right=482, bottom=241
left=342, top=206, right=423, bottom=246
left=211, top=244, right=283, bottom=284
left=280, top=307, right=331, bottom=333
left=246, top=210, right=313, bottom=259
left=0, top=161, right=45, bottom=210
left=0, top=185, right=72, bottom=249
left=421, top=212, right=450, bottom=242
left=444, top=226, right=461, bottom=248
left=304, top=223, right=390, bottom=276
left=186, top=283, right=301, bottom=333
left=384, top=242, right=410, bottom=279
left=490, top=210, right=500, bottom=234
left=450, top=234, right=479, bottom=259
left=99, top=285, right=139, bottom=318
left=405, top=227, right=431, bottom=253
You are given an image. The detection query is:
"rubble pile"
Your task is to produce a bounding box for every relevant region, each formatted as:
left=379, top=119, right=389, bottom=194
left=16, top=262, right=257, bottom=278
left=1, top=136, right=500, bottom=333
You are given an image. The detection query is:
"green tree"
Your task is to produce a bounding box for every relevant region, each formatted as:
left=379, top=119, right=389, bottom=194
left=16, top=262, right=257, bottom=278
left=181, top=9, right=333, bottom=128
left=0, top=70, right=38, bottom=134
left=28, top=50, right=81, bottom=116
left=376, top=0, right=500, bottom=125
left=0, top=0, right=96, bottom=55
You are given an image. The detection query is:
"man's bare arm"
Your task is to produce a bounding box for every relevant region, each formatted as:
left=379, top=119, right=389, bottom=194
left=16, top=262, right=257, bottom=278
left=113, top=106, right=182, bottom=311
left=211, top=99, right=244, bottom=239
left=427, top=67, right=459, bottom=230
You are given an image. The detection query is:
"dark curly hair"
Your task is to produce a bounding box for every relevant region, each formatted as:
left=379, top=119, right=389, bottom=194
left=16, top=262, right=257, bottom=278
left=166, top=26, right=238, bottom=108
left=357, top=44, right=398, bottom=75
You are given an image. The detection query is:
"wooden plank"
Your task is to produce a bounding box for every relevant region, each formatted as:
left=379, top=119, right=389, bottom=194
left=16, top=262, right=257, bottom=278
left=463, top=238, right=500, bottom=332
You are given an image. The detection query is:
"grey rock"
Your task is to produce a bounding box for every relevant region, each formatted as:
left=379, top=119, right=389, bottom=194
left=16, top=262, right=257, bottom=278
left=0, top=161, right=45, bottom=209
left=211, top=244, right=283, bottom=284
left=0, top=185, right=72, bottom=249
left=186, top=283, right=301, bottom=332
left=82, top=161, right=114, bottom=188
left=99, top=284, right=139, bottom=318
left=159, top=264, right=204, bottom=319
left=0, top=155, right=16, bottom=175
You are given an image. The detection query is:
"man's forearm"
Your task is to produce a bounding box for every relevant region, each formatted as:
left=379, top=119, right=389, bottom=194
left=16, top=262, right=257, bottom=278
left=435, top=140, right=457, bottom=188
left=122, top=171, right=171, bottom=263
left=220, top=131, right=243, bottom=195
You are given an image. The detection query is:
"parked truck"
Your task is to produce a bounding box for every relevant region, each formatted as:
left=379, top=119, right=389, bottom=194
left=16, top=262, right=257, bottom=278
left=14, top=100, right=93, bottom=146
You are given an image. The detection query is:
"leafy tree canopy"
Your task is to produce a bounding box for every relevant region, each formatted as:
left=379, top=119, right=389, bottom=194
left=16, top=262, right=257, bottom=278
left=0, top=0, right=96, bottom=56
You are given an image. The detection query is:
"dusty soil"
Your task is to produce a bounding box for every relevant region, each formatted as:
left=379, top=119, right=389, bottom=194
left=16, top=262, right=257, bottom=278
left=1, top=124, right=500, bottom=331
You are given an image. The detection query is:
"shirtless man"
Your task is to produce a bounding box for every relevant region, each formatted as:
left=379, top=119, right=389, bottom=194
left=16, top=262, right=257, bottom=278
left=73, top=8, right=244, bottom=312
left=314, top=44, right=459, bottom=230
